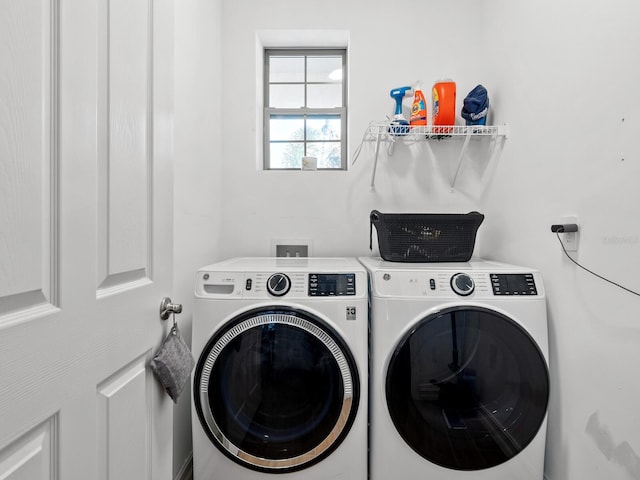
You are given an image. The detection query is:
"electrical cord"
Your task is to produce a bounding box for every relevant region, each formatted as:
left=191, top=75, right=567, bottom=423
left=555, top=233, right=640, bottom=297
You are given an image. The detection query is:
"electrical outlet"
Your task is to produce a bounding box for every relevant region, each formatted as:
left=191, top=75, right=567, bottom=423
left=271, top=238, right=313, bottom=257
left=559, top=215, right=579, bottom=252
left=276, top=244, right=309, bottom=257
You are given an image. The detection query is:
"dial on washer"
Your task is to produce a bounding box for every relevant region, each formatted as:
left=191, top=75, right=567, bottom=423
left=267, top=273, right=291, bottom=296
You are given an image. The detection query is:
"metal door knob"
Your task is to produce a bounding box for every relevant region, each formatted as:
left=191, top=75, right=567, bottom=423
left=160, top=297, right=183, bottom=320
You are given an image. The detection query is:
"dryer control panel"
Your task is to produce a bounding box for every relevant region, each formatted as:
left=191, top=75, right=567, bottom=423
left=371, top=270, right=541, bottom=298
left=490, top=273, right=538, bottom=296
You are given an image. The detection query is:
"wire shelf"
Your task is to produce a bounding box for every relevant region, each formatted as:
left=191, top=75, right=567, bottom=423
left=367, top=122, right=508, bottom=139
left=363, top=121, right=509, bottom=189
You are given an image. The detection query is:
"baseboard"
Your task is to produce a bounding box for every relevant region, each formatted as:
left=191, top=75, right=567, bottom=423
left=175, top=453, right=193, bottom=480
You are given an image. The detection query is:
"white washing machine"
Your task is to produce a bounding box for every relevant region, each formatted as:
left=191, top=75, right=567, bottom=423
left=359, top=256, right=549, bottom=480
left=192, top=257, right=368, bottom=480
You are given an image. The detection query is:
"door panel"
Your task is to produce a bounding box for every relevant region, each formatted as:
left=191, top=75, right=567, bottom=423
left=0, top=416, right=57, bottom=480
left=97, top=0, right=152, bottom=291
left=0, top=0, right=175, bottom=478
left=97, top=354, right=151, bottom=480
left=0, top=0, right=57, bottom=318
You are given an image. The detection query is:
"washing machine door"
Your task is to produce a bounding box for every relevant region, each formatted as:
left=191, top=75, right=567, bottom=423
left=386, top=306, right=549, bottom=471
left=193, top=307, right=360, bottom=473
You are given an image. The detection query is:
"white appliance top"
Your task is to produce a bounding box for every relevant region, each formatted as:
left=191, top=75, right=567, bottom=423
left=358, top=256, right=544, bottom=299
left=199, top=257, right=364, bottom=273
left=358, top=256, right=535, bottom=273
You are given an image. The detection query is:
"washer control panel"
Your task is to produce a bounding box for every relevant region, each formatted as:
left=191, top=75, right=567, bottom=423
left=308, top=273, right=356, bottom=296
left=196, top=270, right=363, bottom=298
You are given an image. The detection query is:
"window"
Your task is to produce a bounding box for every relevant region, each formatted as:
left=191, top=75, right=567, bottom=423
left=264, top=49, right=347, bottom=170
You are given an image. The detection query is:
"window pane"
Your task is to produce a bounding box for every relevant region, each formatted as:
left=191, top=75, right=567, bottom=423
left=264, top=49, right=346, bottom=170
left=269, top=56, right=304, bottom=83
left=307, top=84, right=342, bottom=108
left=270, top=142, right=304, bottom=169
left=307, top=142, right=342, bottom=169
left=306, top=117, right=341, bottom=141
left=270, top=117, right=305, bottom=141
left=269, top=84, right=305, bottom=108
left=307, top=56, right=342, bottom=83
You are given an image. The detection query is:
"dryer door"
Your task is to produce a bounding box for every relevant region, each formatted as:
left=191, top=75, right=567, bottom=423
left=193, top=307, right=360, bottom=473
left=386, top=306, right=549, bottom=470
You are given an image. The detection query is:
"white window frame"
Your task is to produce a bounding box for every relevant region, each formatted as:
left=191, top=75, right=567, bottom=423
left=263, top=48, right=347, bottom=170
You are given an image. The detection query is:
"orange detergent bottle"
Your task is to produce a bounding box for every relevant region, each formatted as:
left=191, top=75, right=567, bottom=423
left=410, top=82, right=427, bottom=127
left=432, top=80, right=456, bottom=132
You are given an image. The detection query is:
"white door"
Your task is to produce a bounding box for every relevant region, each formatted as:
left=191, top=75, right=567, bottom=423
left=0, top=0, right=175, bottom=479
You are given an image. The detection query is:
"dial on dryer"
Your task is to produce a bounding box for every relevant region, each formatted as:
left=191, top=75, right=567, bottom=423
left=450, top=272, right=475, bottom=296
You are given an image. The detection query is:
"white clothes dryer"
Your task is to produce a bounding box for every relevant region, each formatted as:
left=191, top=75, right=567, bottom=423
left=359, top=256, right=549, bottom=480
left=192, top=257, right=368, bottom=480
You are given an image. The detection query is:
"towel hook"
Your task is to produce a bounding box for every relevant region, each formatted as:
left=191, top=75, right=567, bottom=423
left=160, top=297, right=183, bottom=321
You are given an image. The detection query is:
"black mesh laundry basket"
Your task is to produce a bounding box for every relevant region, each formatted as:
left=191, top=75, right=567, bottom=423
left=369, top=210, right=484, bottom=262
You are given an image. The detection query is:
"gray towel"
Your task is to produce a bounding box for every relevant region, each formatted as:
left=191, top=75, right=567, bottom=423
left=150, top=325, right=195, bottom=403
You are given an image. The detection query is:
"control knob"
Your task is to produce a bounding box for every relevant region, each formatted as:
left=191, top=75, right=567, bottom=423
left=267, top=273, right=291, bottom=297
left=450, top=272, right=475, bottom=296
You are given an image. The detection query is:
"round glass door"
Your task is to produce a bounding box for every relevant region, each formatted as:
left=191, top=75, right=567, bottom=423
left=386, top=306, right=549, bottom=470
left=194, top=307, right=360, bottom=473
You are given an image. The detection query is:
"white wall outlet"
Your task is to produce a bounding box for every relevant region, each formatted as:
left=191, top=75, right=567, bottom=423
left=271, top=238, right=313, bottom=257
left=559, top=215, right=579, bottom=252
left=276, top=244, right=308, bottom=257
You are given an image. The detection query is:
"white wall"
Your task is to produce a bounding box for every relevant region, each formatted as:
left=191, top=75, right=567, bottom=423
left=481, top=1, right=640, bottom=479
left=174, top=0, right=223, bottom=476
left=220, top=0, right=490, bottom=258
left=213, top=1, right=640, bottom=479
